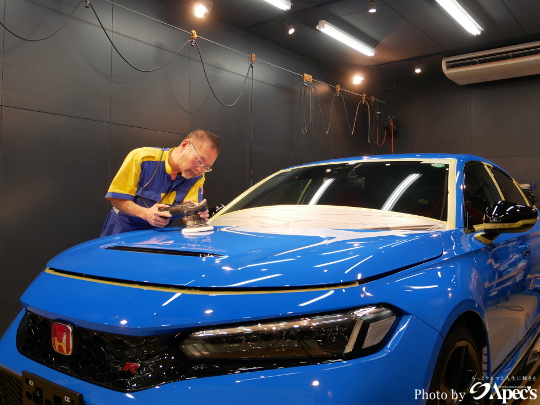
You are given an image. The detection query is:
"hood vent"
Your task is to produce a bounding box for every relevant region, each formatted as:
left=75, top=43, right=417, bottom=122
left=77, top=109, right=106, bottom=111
left=105, top=246, right=222, bottom=257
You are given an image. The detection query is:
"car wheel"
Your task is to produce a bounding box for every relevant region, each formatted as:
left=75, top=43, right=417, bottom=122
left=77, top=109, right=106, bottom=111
left=428, top=326, right=485, bottom=405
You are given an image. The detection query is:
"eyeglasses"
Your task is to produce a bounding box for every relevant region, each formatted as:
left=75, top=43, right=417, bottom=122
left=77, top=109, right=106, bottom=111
left=189, top=142, right=213, bottom=172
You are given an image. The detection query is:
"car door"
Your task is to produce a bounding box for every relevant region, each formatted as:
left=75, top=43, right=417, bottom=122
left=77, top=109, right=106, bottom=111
left=464, top=162, right=540, bottom=373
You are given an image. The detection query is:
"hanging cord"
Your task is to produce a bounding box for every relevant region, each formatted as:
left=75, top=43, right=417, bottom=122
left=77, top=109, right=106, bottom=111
left=0, top=0, right=85, bottom=41
left=374, top=112, right=386, bottom=147
left=345, top=95, right=370, bottom=137
left=1, top=0, right=376, bottom=125
left=191, top=40, right=254, bottom=107
left=301, top=81, right=371, bottom=137
left=372, top=114, right=396, bottom=150
left=93, top=3, right=254, bottom=106
left=89, top=3, right=191, bottom=73
left=249, top=54, right=254, bottom=187
left=2, top=0, right=366, bottom=105
left=364, top=100, right=371, bottom=143
left=300, top=80, right=315, bottom=135
left=387, top=116, right=396, bottom=153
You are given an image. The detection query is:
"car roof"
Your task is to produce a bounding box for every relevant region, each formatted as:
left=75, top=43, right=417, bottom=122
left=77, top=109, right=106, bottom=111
left=285, top=153, right=498, bottom=171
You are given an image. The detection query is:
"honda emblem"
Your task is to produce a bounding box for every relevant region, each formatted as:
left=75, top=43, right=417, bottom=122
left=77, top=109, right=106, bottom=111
left=51, top=322, right=73, bottom=355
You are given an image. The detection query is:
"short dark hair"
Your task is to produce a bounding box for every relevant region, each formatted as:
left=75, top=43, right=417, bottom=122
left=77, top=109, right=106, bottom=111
left=185, top=129, right=220, bottom=152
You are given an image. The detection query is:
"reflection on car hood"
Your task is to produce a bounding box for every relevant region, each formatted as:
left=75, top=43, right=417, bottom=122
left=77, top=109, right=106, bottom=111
left=210, top=205, right=449, bottom=231
left=47, top=224, right=444, bottom=289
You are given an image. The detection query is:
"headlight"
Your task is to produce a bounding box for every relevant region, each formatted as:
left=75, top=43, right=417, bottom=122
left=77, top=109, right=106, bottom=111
left=180, top=305, right=396, bottom=361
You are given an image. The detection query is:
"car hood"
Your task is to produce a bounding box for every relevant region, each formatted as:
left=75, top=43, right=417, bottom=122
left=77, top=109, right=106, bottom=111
left=47, top=225, right=444, bottom=289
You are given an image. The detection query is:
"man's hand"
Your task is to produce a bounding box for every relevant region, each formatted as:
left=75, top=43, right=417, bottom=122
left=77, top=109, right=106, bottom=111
left=144, top=203, right=172, bottom=228
left=110, top=199, right=172, bottom=228
left=184, top=199, right=210, bottom=221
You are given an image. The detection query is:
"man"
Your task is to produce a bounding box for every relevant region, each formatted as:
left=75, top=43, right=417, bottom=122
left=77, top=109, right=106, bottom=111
left=100, top=129, right=220, bottom=237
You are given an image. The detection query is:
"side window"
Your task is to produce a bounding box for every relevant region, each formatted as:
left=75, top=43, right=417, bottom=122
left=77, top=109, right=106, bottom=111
left=489, top=167, right=528, bottom=205
left=463, top=163, right=501, bottom=226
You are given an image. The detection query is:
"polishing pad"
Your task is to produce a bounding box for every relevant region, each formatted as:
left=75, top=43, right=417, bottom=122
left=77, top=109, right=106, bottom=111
left=182, top=224, right=214, bottom=234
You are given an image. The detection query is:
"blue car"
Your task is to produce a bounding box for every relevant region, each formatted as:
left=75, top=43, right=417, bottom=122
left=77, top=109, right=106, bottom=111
left=1, top=153, right=540, bottom=405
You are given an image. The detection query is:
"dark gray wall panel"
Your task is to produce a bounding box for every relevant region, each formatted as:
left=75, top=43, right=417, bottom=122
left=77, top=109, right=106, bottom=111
left=252, top=79, right=296, bottom=152
left=186, top=47, right=229, bottom=135
left=2, top=0, right=112, bottom=121
left=370, top=74, right=472, bottom=155
left=380, top=72, right=540, bottom=188
left=488, top=156, right=540, bottom=187
left=251, top=146, right=300, bottom=185
left=471, top=77, right=540, bottom=157
left=109, top=4, right=192, bottom=134
left=0, top=107, right=109, bottom=333
left=204, top=141, right=251, bottom=206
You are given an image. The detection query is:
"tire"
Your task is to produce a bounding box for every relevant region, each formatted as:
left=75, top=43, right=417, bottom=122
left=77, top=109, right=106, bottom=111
left=428, top=326, right=485, bottom=405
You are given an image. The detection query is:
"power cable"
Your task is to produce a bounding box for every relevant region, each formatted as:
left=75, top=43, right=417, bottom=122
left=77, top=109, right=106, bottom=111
left=192, top=40, right=254, bottom=107
left=98, top=0, right=368, bottom=99
left=92, top=2, right=254, bottom=106
left=0, top=0, right=85, bottom=41
left=300, top=82, right=314, bottom=135
left=249, top=57, right=255, bottom=187
left=301, top=81, right=372, bottom=137
left=0, top=0, right=382, bottom=132
left=89, top=3, right=191, bottom=73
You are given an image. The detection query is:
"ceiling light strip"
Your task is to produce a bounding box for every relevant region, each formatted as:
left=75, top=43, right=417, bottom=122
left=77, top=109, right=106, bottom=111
left=263, top=0, right=292, bottom=11
left=316, top=20, right=375, bottom=57
left=435, top=0, right=483, bottom=36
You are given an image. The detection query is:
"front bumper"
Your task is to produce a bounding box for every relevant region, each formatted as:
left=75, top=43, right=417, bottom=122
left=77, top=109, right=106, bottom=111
left=0, top=310, right=441, bottom=405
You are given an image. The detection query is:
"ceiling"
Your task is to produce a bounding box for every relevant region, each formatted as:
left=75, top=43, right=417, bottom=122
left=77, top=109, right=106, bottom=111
left=209, top=0, right=540, bottom=83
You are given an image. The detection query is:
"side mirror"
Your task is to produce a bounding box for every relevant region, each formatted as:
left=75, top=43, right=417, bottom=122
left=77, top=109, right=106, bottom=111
left=475, top=201, right=538, bottom=244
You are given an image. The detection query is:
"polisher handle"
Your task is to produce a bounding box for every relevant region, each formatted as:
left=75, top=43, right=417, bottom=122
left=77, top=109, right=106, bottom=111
left=158, top=201, right=208, bottom=219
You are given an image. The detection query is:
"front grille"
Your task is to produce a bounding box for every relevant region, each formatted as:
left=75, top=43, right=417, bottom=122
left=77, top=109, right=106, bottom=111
left=0, top=367, right=23, bottom=405
left=16, top=312, right=203, bottom=392
left=16, top=311, right=352, bottom=392
left=17, top=311, right=303, bottom=392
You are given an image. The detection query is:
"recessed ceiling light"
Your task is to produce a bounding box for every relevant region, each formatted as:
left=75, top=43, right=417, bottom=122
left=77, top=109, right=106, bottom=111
left=194, top=0, right=213, bottom=18
left=353, top=74, right=365, bottom=84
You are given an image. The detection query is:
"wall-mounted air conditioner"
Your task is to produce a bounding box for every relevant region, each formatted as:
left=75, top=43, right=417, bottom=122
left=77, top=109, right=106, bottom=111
left=442, top=41, right=540, bottom=85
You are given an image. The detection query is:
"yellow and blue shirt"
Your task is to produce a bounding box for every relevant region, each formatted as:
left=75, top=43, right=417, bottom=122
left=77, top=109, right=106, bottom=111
left=100, top=147, right=204, bottom=236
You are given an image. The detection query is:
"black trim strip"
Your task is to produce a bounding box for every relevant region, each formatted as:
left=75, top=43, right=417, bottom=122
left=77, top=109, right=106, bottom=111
left=48, top=254, right=441, bottom=294
left=105, top=245, right=223, bottom=257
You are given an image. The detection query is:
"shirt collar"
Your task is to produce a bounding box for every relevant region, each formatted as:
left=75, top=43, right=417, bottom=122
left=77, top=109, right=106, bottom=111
left=164, top=148, right=174, bottom=174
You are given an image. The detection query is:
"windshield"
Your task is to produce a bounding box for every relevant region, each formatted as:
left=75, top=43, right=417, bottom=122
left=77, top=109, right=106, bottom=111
left=225, top=160, right=449, bottom=221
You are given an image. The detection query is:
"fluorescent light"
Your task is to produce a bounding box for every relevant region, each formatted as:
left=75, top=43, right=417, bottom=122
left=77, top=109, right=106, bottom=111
left=316, top=20, right=375, bottom=57
left=263, top=0, right=292, bottom=11
left=435, top=0, right=483, bottom=35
